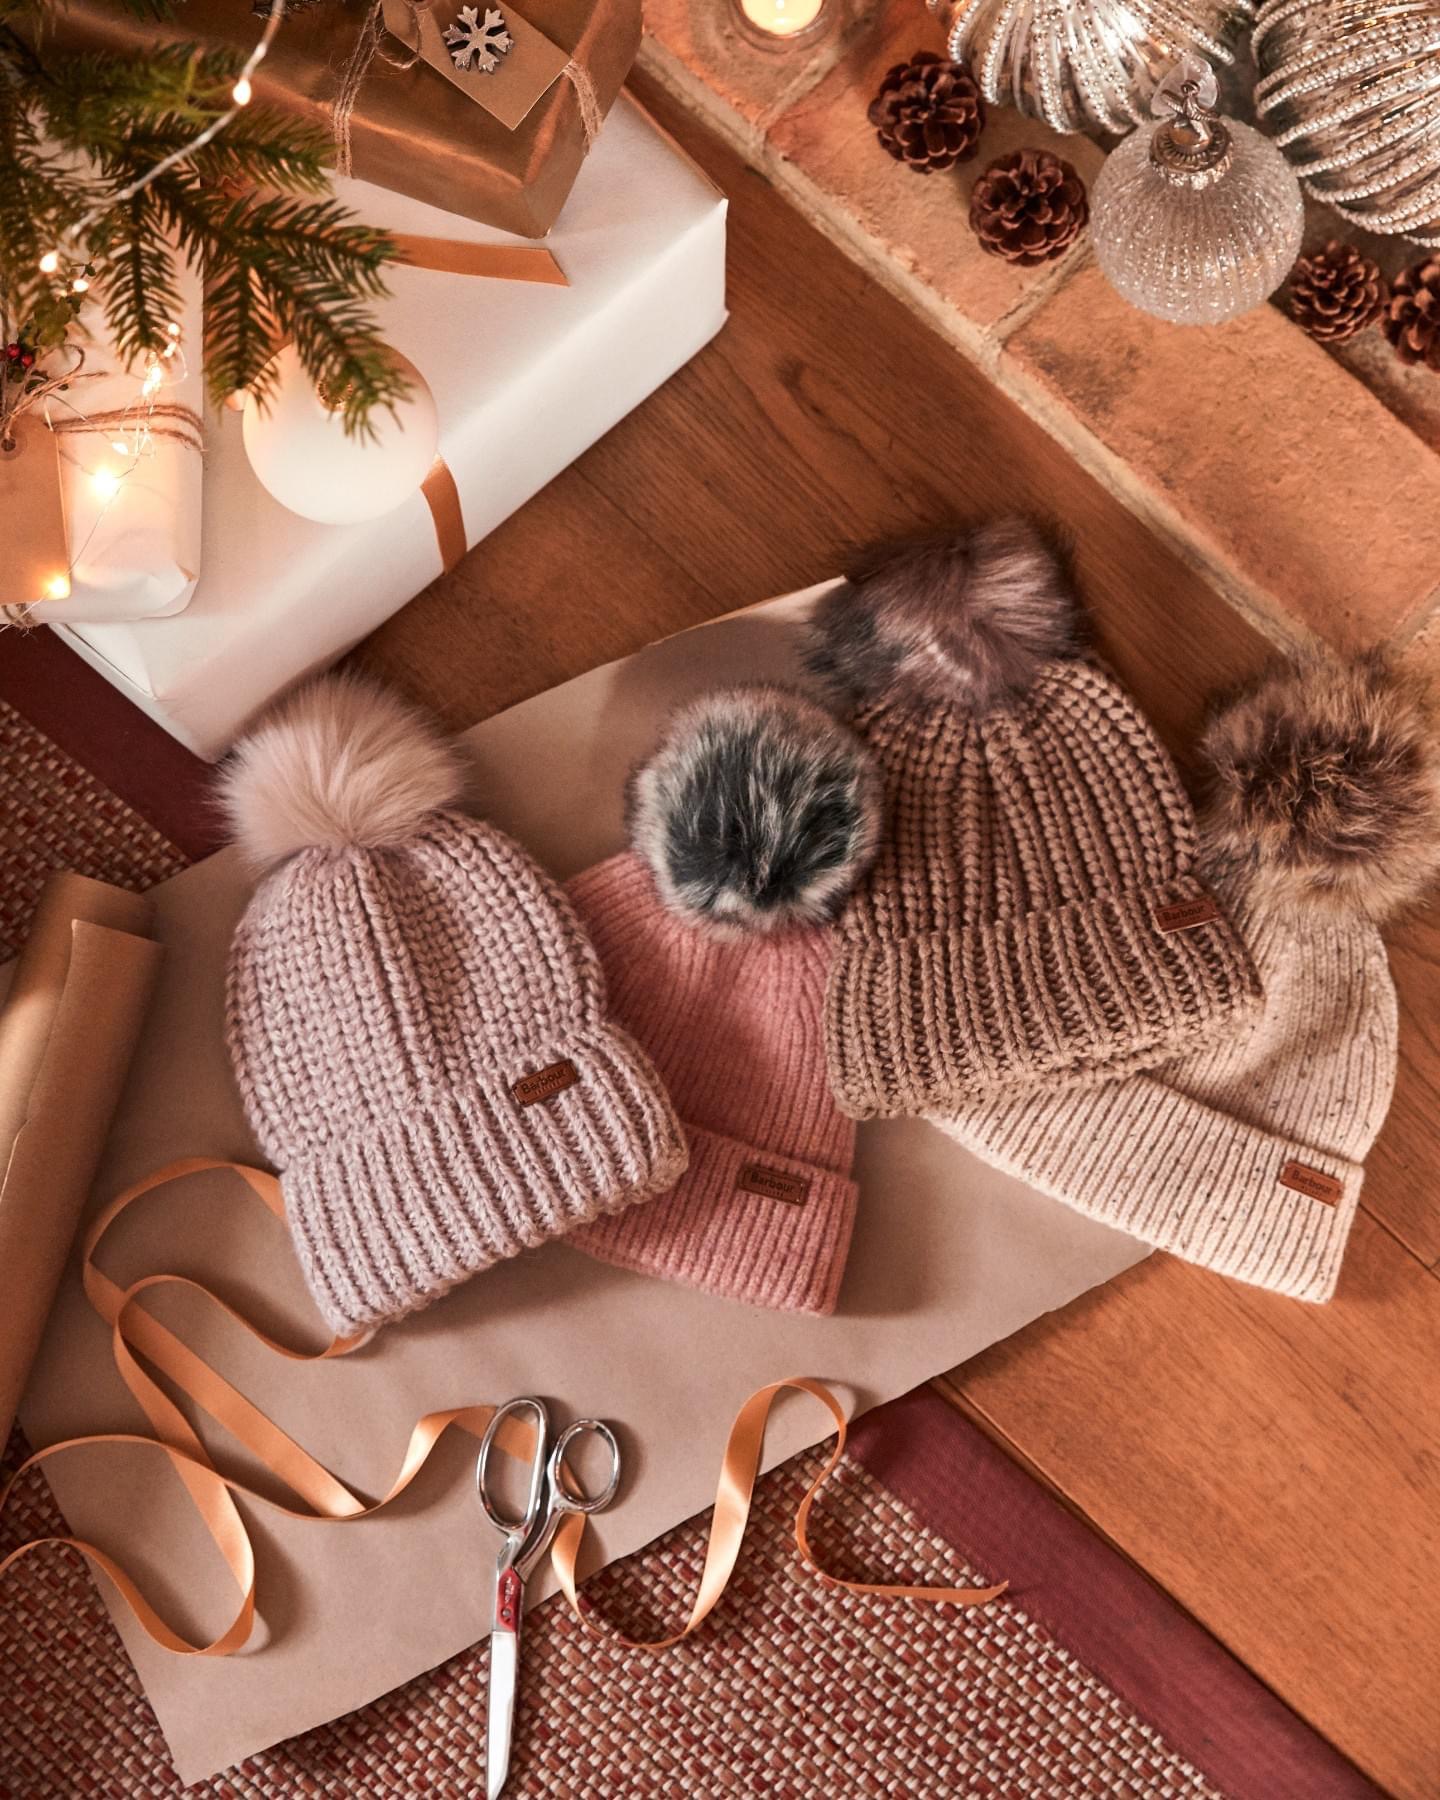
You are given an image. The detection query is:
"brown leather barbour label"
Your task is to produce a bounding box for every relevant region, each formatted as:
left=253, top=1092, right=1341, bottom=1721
left=1153, top=894, right=1222, bottom=933
left=512, top=1059, right=579, bottom=1107
left=738, top=1163, right=811, bottom=1206
left=1279, top=1160, right=1344, bottom=1207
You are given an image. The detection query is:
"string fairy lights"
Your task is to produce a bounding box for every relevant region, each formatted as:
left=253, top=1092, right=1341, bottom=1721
left=5, top=0, right=291, bottom=619
left=1, top=327, right=202, bottom=623
left=36, top=0, right=288, bottom=284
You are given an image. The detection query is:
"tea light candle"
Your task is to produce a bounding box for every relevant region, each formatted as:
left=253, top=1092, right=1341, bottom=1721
left=735, top=0, right=826, bottom=39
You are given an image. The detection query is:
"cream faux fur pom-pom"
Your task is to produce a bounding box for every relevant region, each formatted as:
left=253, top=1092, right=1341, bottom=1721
left=219, top=673, right=465, bottom=872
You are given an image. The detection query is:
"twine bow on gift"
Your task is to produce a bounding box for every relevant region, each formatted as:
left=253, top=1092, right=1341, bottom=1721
left=0, top=1160, right=1006, bottom=1659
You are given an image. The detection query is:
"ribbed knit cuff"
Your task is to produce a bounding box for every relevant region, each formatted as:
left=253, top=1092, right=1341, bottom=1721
left=827, top=877, right=1260, bottom=1119
left=938, top=1080, right=1363, bottom=1304
left=572, top=1124, right=858, bottom=1315
left=283, top=1025, right=688, bottom=1337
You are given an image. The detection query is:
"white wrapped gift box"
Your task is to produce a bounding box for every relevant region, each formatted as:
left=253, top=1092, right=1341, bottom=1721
left=52, top=96, right=728, bottom=759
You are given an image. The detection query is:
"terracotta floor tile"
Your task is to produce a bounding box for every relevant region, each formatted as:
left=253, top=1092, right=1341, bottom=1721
left=1003, top=262, right=1440, bottom=649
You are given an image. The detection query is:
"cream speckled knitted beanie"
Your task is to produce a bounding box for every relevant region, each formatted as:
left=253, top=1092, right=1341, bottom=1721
left=568, top=687, right=882, bottom=1314
left=222, top=675, right=688, bottom=1338
left=932, top=652, right=1440, bottom=1303
left=808, top=520, right=1262, bottom=1120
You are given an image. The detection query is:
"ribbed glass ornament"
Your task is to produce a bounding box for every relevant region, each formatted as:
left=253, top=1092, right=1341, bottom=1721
left=1091, top=99, right=1306, bottom=325
left=926, top=0, right=1254, bottom=136
left=1254, top=0, right=1440, bottom=245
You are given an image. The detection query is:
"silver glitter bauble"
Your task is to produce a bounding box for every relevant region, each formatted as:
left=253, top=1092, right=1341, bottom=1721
left=1254, top=0, right=1440, bottom=245
left=926, top=0, right=1254, bottom=136
left=1091, top=60, right=1306, bottom=324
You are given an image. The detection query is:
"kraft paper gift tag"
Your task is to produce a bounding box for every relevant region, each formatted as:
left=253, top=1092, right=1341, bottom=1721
left=0, top=417, right=68, bottom=619
left=0, top=873, right=163, bottom=1445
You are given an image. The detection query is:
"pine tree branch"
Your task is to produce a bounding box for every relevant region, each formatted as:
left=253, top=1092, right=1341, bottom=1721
left=1, top=14, right=407, bottom=432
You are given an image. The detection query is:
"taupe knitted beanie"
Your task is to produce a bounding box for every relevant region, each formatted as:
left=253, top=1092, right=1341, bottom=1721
left=222, top=675, right=688, bottom=1338
left=933, top=653, right=1440, bottom=1303
left=808, top=520, right=1261, bottom=1119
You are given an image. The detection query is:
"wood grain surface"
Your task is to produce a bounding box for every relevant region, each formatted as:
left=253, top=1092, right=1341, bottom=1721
left=351, top=72, right=1440, bottom=1799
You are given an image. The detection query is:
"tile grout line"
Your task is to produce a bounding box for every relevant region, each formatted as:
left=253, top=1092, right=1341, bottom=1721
left=988, top=242, right=1097, bottom=348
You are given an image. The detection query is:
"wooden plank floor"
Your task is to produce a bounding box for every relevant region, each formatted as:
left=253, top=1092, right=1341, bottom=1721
left=351, top=72, right=1440, bottom=1799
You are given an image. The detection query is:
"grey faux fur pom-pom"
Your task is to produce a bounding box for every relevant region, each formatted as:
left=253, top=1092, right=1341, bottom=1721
left=628, top=684, right=881, bottom=937
left=805, top=517, right=1080, bottom=714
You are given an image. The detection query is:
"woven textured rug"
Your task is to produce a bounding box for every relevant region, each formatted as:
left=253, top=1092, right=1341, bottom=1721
left=0, top=697, right=185, bottom=959
left=0, top=636, right=1381, bottom=1800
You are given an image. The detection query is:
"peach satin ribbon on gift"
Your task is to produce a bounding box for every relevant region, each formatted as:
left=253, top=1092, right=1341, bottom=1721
left=0, top=1160, right=1006, bottom=1657
left=264, top=232, right=565, bottom=578
left=390, top=232, right=567, bottom=576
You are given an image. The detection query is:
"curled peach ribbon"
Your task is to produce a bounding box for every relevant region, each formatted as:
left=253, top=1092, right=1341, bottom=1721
left=553, top=1375, right=1008, bottom=1648
left=0, top=1161, right=1006, bottom=1657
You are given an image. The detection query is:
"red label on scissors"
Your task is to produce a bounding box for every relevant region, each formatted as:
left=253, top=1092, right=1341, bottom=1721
left=495, top=1567, right=523, bottom=1634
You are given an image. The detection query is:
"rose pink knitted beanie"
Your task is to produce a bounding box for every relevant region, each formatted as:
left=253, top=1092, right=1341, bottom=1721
left=807, top=520, right=1262, bottom=1119
left=221, top=675, right=688, bottom=1338
left=932, top=653, right=1440, bottom=1303
left=568, top=687, right=882, bottom=1314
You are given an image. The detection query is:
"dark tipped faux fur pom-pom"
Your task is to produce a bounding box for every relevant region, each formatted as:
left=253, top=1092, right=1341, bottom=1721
left=1202, top=651, right=1440, bottom=926
left=628, top=685, right=882, bottom=937
left=805, top=517, right=1080, bottom=714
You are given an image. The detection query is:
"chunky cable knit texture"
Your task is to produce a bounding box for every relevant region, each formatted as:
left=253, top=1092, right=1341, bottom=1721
left=566, top=853, right=859, bottom=1315
left=227, top=814, right=688, bottom=1336
left=825, top=659, right=1262, bottom=1117
left=933, top=873, right=1397, bottom=1303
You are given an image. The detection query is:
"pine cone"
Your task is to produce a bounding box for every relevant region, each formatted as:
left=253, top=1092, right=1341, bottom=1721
left=1384, top=256, right=1440, bottom=372
left=1288, top=241, right=1388, bottom=343
left=969, top=149, right=1088, bottom=266
left=868, top=52, right=985, bottom=175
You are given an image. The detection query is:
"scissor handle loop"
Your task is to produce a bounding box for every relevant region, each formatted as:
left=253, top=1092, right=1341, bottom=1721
left=547, top=1418, right=621, bottom=1516
left=477, top=1395, right=551, bottom=1538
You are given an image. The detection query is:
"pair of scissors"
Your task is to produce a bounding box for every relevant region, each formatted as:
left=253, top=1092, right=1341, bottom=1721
left=477, top=1397, right=622, bottom=1799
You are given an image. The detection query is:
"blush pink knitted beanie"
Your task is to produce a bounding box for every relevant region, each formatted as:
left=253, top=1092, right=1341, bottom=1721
left=932, top=654, right=1440, bottom=1303
left=568, top=687, right=882, bottom=1314
left=221, top=675, right=688, bottom=1338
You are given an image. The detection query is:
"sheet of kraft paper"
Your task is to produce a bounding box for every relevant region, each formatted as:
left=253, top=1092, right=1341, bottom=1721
left=18, top=584, right=1150, bottom=1784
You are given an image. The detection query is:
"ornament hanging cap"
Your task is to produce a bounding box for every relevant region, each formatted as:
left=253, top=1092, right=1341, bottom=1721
left=1148, top=56, right=1232, bottom=189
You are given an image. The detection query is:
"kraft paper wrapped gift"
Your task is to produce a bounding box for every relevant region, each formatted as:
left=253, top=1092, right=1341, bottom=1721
left=51, top=96, right=727, bottom=761
left=50, top=0, right=639, bottom=238
left=18, top=585, right=1150, bottom=1787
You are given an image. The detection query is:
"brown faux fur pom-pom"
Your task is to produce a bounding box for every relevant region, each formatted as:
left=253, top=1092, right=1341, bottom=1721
left=1201, top=651, right=1440, bottom=926
left=805, top=518, right=1080, bottom=714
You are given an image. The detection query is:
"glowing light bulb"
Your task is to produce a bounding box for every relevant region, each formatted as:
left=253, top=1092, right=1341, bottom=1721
left=232, top=77, right=253, bottom=105
left=166, top=321, right=182, bottom=338
left=110, top=438, right=129, bottom=455
left=39, top=250, right=60, bottom=274
left=141, top=361, right=164, bottom=398
left=44, top=573, right=71, bottom=600
left=91, top=468, right=123, bottom=502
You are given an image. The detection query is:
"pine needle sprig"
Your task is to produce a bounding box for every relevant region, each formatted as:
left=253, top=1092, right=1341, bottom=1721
left=0, top=14, right=407, bottom=432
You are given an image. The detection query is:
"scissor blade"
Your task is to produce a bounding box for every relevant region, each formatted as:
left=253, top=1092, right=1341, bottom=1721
left=487, top=1627, right=519, bottom=1800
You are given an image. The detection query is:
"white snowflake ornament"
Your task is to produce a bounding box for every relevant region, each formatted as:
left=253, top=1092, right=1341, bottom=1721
left=443, top=5, right=512, bottom=73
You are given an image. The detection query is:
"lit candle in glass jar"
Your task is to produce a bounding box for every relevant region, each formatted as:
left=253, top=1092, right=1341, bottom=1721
left=734, top=0, right=826, bottom=41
